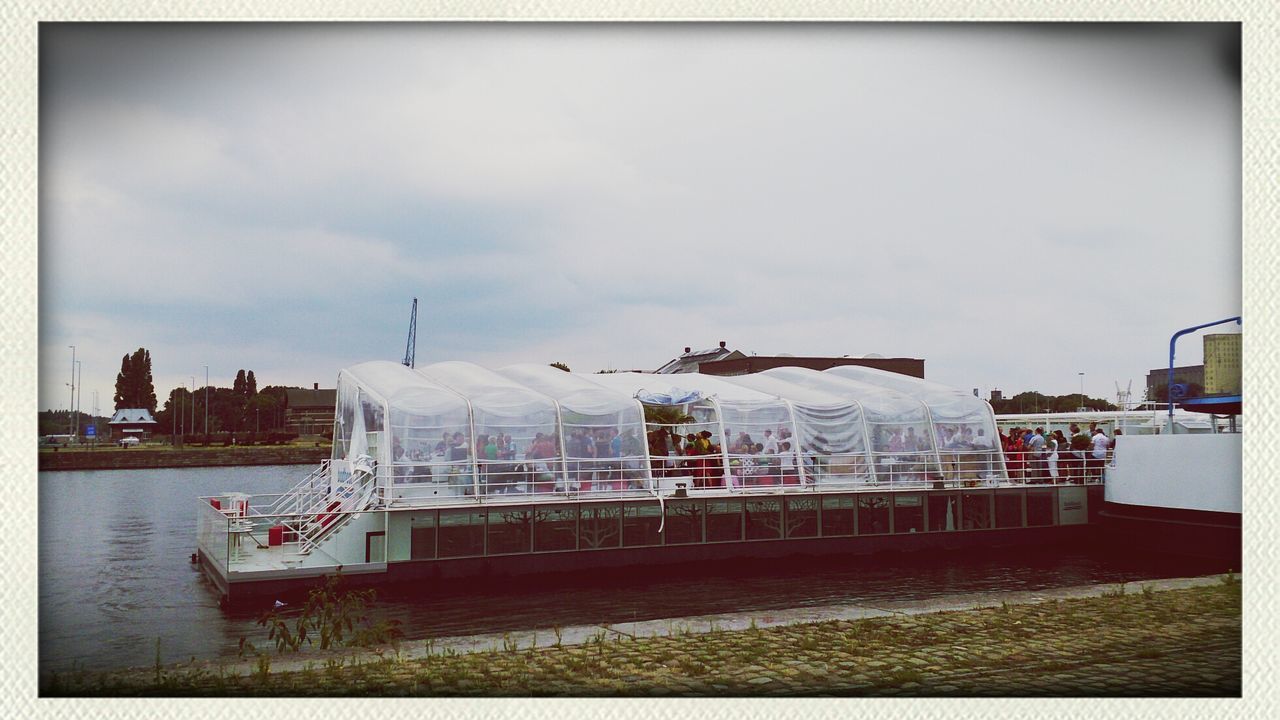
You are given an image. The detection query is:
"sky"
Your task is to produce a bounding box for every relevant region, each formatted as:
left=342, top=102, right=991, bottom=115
left=37, top=22, right=1242, bottom=413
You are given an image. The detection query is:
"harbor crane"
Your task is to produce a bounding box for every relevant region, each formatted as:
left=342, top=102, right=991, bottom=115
left=402, top=297, right=418, bottom=369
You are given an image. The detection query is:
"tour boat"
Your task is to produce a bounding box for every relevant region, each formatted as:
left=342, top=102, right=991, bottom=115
left=195, top=361, right=1105, bottom=604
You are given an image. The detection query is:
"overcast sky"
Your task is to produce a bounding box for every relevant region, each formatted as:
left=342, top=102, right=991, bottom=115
left=38, top=22, right=1241, bottom=413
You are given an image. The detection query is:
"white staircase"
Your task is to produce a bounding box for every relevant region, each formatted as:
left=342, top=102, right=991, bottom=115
left=258, top=456, right=381, bottom=558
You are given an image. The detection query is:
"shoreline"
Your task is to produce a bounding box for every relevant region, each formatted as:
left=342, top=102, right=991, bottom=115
left=42, top=573, right=1241, bottom=697
left=38, top=445, right=330, bottom=471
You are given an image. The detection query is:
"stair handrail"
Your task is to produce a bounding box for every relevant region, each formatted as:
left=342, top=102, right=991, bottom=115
left=257, top=460, right=333, bottom=517
left=296, top=456, right=380, bottom=555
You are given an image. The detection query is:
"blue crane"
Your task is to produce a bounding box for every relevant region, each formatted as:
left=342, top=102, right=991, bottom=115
left=402, top=298, right=418, bottom=368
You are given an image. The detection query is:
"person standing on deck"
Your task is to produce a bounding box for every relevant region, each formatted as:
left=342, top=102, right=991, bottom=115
left=1048, top=430, right=1067, bottom=482
left=1026, top=427, right=1047, bottom=483
left=1068, top=424, right=1091, bottom=483
left=1089, top=428, right=1110, bottom=482
left=779, top=440, right=797, bottom=484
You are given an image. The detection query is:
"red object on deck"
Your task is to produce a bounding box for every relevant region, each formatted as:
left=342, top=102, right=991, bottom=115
left=316, top=500, right=342, bottom=529
left=268, top=525, right=284, bottom=546
left=209, top=498, right=221, bottom=510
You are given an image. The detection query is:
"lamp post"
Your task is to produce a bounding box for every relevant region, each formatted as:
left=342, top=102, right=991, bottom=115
left=68, top=345, right=75, bottom=436
left=190, top=376, right=196, bottom=441
left=204, top=365, right=209, bottom=438
left=1078, top=372, right=1085, bottom=413
left=75, top=361, right=82, bottom=440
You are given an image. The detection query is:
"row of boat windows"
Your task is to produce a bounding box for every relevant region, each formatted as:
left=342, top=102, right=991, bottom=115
left=403, top=489, right=1060, bottom=561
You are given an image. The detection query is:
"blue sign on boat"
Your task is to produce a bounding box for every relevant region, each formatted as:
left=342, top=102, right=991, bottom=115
left=85, top=425, right=96, bottom=437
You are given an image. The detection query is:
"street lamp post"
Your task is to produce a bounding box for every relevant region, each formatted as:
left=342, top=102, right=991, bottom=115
left=68, top=345, right=75, bottom=436
left=75, top=360, right=82, bottom=440
left=204, top=365, right=209, bottom=438
left=190, top=377, right=196, bottom=442
left=1078, top=372, right=1085, bottom=413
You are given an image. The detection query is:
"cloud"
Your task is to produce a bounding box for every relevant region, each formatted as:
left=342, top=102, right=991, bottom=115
left=38, top=24, right=1241, bottom=409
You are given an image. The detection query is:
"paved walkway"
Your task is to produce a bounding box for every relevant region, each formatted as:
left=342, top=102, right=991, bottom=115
left=45, top=574, right=1241, bottom=697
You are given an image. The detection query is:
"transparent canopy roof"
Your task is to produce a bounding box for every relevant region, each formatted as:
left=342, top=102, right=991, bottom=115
left=760, top=367, right=929, bottom=426
left=583, top=371, right=780, bottom=406
left=329, top=359, right=1002, bottom=487
left=497, top=364, right=643, bottom=419
left=417, top=361, right=558, bottom=421
left=341, top=360, right=468, bottom=418
left=824, top=365, right=993, bottom=425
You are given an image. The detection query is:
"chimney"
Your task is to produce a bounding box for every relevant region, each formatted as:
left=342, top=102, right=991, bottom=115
left=684, top=347, right=691, bottom=354
left=313, top=382, right=319, bottom=391
left=719, top=340, right=726, bottom=349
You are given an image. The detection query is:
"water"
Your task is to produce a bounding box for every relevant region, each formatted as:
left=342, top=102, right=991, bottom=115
left=39, top=465, right=1229, bottom=676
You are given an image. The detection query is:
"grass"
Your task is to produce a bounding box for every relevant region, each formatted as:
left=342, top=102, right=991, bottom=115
left=41, top=581, right=1241, bottom=697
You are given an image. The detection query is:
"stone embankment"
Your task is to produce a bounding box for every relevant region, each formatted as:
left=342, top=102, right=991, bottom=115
left=44, top=575, right=1241, bottom=697
left=38, top=445, right=330, bottom=471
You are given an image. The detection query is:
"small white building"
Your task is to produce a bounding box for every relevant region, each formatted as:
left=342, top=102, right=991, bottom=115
left=108, top=408, right=157, bottom=439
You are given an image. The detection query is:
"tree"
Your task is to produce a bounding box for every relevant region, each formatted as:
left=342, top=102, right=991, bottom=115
left=550, top=362, right=570, bottom=372
left=989, top=390, right=1116, bottom=414
left=233, top=370, right=247, bottom=396
left=113, top=347, right=157, bottom=414
left=246, top=370, right=257, bottom=396
left=156, top=386, right=193, bottom=435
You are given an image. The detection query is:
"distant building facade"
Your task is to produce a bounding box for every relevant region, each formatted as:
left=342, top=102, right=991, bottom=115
left=1145, top=364, right=1204, bottom=400
left=654, top=342, right=924, bottom=379
left=1203, top=333, right=1241, bottom=395
left=285, top=384, right=337, bottom=436
left=108, top=408, right=157, bottom=438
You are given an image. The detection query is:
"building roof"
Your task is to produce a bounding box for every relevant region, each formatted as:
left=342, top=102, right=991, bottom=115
left=286, top=388, right=337, bottom=409
left=108, top=409, right=156, bottom=425
left=654, top=342, right=744, bottom=374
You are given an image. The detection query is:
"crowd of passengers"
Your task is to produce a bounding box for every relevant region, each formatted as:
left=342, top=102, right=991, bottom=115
left=388, top=420, right=1022, bottom=493
left=999, top=423, right=1116, bottom=484
left=391, top=428, right=649, bottom=493
left=648, top=427, right=802, bottom=488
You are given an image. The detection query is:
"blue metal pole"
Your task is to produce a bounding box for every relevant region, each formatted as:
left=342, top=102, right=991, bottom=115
left=1168, top=316, right=1241, bottom=421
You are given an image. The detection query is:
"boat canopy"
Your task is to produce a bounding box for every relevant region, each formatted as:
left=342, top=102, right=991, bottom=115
left=824, top=365, right=1003, bottom=455
left=329, top=360, right=1007, bottom=498
left=718, top=371, right=871, bottom=471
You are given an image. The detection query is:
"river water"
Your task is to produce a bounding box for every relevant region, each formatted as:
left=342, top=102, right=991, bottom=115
left=38, top=465, right=1229, bottom=677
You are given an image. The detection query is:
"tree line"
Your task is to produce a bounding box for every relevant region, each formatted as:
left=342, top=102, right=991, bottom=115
left=988, top=391, right=1116, bottom=415
left=112, top=346, right=310, bottom=436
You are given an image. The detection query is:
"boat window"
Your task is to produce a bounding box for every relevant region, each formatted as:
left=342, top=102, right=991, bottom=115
left=785, top=497, right=819, bottom=538
left=820, top=495, right=855, bottom=536
left=409, top=513, right=436, bottom=560
left=533, top=505, right=578, bottom=553
left=706, top=499, right=743, bottom=542
left=893, top=493, right=925, bottom=533
left=744, top=499, right=783, bottom=541
left=1026, top=489, right=1055, bottom=527
left=437, top=509, right=485, bottom=558
left=857, top=494, right=891, bottom=535
left=995, top=491, right=1024, bottom=529
left=960, top=491, right=992, bottom=530
left=580, top=504, right=622, bottom=549
left=927, top=493, right=960, bottom=532
left=664, top=499, right=704, bottom=545
left=486, top=508, right=534, bottom=555
left=622, top=504, right=662, bottom=547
